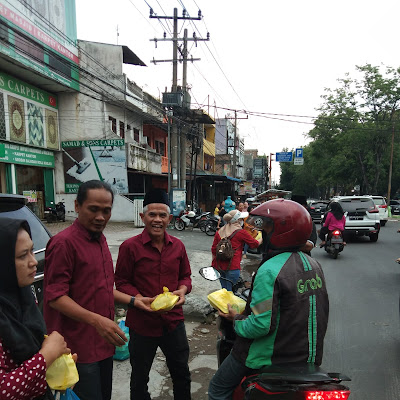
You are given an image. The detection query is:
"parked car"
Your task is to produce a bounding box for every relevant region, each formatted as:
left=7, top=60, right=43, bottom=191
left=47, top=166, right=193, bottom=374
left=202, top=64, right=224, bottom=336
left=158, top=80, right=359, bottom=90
left=329, top=196, right=380, bottom=242
left=0, top=194, right=51, bottom=310
left=371, top=196, right=388, bottom=226
left=390, top=200, right=400, bottom=215
left=308, top=200, right=329, bottom=223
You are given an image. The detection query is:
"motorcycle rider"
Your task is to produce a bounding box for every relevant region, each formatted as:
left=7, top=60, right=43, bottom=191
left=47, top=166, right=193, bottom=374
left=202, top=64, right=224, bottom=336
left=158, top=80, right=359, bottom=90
left=319, top=202, right=346, bottom=247
left=208, top=199, right=329, bottom=400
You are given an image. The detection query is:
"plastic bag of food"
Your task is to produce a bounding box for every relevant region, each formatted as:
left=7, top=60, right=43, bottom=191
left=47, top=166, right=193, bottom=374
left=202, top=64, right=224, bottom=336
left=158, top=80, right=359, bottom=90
left=46, top=353, right=79, bottom=391
left=207, top=289, right=246, bottom=314
left=151, top=287, right=179, bottom=311
left=255, top=231, right=262, bottom=240
left=113, top=319, right=130, bottom=361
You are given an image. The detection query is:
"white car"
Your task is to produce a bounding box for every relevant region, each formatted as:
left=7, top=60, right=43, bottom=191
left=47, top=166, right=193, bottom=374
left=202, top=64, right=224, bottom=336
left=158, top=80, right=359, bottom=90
left=371, top=196, right=388, bottom=227
left=330, top=196, right=380, bottom=242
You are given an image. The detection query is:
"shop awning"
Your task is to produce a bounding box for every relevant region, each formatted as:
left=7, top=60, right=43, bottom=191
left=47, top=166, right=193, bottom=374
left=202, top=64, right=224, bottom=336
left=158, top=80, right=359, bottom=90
left=226, top=176, right=242, bottom=183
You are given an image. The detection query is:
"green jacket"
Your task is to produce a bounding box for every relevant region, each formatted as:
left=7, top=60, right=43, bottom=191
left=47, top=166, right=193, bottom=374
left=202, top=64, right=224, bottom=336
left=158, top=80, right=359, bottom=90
left=232, top=252, right=329, bottom=369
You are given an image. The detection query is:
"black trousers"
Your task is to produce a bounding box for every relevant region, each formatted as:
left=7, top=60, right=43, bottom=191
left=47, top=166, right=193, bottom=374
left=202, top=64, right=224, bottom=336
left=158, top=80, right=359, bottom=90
left=74, top=356, right=113, bottom=400
left=318, top=226, right=329, bottom=241
left=129, top=321, right=191, bottom=400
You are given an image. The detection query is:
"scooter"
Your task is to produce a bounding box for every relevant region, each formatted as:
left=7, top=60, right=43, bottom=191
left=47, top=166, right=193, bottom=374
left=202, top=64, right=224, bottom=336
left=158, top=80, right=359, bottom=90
left=199, top=266, right=351, bottom=400
left=174, top=210, right=210, bottom=231
left=204, top=215, right=220, bottom=236
left=323, top=229, right=344, bottom=259
left=44, top=201, right=65, bottom=223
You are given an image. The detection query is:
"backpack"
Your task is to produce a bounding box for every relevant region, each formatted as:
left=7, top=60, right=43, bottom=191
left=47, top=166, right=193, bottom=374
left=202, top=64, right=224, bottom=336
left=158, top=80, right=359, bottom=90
left=216, top=230, right=240, bottom=262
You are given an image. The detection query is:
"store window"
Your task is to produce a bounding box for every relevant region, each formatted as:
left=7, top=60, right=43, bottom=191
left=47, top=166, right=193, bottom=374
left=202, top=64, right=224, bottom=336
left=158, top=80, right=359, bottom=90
left=15, top=165, right=45, bottom=219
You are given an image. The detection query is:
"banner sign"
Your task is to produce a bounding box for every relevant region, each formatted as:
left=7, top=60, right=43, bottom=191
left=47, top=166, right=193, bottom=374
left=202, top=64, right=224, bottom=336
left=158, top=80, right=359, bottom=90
left=62, top=140, right=128, bottom=194
left=0, top=142, right=54, bottom=167
left=0, top=71, right=57, bottom=108
left=275, top=152, right=293, bottom=162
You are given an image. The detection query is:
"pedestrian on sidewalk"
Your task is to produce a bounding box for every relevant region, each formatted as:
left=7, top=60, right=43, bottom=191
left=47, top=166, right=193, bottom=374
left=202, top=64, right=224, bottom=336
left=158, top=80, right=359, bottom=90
left=43, top=180, right=131, bottom=400
left=115, top=188, right=192, bottom=400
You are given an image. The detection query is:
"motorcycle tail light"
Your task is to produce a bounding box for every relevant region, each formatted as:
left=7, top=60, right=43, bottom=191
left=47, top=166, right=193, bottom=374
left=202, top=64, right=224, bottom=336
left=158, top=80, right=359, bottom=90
left=332, top=230, right=341, bottom=236
left=305, top=390, right=350, bottom=399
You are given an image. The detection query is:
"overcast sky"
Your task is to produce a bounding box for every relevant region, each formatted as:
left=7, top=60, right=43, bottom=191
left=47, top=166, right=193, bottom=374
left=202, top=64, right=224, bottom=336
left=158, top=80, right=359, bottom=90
left=75, top=0, right=400, bottom=183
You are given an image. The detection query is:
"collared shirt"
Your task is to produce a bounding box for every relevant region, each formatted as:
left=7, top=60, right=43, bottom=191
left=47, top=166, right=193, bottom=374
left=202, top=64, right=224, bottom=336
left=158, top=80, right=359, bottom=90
left=43, top=220, right=115, bottom=363
left=115, top=229, right=192, bottom=337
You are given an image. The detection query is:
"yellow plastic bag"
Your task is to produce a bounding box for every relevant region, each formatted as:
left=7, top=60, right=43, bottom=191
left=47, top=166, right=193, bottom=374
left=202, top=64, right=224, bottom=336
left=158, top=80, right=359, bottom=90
left=46, top=353, right=79, bottom=391
left=207, top=289, right=246, bottom=314
left=255, top=231, right=262, bottom=241
left=151, top=287, right=179, bottom=311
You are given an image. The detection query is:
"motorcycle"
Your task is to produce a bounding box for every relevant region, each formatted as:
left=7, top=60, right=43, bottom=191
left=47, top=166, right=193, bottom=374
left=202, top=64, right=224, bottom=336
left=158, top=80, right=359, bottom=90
left=199, top=266, right=351, bottom=400
left=322, top=229, right=345, bottom=259
left=174, top=209, right=210, bottom=231
left=204, top=215, right=220, bottom=236
left=44, top=201, right=65, bottom=223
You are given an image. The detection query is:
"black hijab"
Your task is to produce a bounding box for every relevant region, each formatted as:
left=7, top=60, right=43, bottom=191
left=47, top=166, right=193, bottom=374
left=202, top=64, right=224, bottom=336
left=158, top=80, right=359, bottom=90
left=0, top=218, right=47, bottom=364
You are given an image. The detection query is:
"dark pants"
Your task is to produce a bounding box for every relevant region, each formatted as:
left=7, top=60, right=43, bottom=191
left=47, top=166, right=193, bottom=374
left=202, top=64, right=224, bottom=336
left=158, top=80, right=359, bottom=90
left=318, top=226, right=329, bottom=241
left=129, top=321, right=191, bottom=400
left=74, top=356, right=113, bottom=400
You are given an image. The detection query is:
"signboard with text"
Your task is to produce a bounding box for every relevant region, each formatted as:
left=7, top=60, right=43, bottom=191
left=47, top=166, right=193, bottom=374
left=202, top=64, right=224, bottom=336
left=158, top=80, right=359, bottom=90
left=0, top=142, right=54, bottom=167
left=275, top=152, right=293, bottom=162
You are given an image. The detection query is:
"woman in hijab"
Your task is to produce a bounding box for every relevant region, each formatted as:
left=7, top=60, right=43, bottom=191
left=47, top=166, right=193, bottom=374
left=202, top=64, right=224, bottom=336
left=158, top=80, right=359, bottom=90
left=211, top=210, right=262, bottom=290
left=0, top=218, right=70, bottom=399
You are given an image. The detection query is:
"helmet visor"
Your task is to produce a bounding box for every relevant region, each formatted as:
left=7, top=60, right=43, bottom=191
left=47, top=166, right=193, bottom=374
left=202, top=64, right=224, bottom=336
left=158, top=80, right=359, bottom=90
left=246, top=215, right=274, bottom=231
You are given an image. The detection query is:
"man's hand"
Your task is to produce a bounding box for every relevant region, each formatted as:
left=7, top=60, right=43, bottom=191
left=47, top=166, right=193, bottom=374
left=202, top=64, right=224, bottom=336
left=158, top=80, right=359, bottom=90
left=92, top=315, right=127, bottom=346
left=133, top=296, right=155, bottom=312
left=172, top=287, right=187, bottom=307
left=218, top=304, right=238, bottom=321
left=300, top=241, right=314, bottom=253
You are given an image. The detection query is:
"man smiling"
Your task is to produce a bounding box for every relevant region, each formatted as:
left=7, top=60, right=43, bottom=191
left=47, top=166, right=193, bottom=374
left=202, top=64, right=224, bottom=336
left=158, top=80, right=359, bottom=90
left=115, top=188, right=192, bottom=400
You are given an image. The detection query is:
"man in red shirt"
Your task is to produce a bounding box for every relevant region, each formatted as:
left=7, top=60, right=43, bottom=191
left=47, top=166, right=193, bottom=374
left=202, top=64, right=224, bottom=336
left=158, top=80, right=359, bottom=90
left=44, top=180, right=131, bottom=400
left=115, top=188, right=192, bottom=400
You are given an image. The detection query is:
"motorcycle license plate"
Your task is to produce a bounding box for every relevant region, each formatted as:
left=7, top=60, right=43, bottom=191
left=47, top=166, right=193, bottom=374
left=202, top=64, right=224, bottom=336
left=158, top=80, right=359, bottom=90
left=331, top=238, right=343, bottom=243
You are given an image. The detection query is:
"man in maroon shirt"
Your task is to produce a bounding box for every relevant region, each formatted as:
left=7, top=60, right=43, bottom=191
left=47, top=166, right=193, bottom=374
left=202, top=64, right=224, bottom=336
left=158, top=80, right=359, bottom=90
left=115, top=188, right=192, bottom=400
left=44, top=180, right=131, bottom=400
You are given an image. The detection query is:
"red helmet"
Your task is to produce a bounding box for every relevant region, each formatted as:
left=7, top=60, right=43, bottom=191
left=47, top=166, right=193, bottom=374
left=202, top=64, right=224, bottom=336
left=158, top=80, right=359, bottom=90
left=247, top=199, right=312, bottom=249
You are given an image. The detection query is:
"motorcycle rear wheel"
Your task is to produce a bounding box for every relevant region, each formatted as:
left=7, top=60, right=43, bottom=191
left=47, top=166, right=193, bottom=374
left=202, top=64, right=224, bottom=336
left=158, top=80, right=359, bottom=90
left=205, top=222, right=217, bottom=236
left=174, top=219, right=185, bottom=231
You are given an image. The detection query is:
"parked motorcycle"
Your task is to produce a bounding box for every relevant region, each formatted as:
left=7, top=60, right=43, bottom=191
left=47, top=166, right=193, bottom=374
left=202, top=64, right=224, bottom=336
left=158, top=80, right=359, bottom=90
left=322, top=229, right=345, bottom=259
left=199, top=266, right=351, bottom=400
left=44, top=201, right=65, bottom=223
left=174, top=210, right=210, bottom=231
left=204, top=215, right=220, bottom=236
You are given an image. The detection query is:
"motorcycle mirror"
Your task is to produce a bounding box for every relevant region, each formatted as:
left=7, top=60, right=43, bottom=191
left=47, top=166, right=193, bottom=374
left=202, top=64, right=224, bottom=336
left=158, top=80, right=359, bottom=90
left=199, top=267, right=221, bottom=281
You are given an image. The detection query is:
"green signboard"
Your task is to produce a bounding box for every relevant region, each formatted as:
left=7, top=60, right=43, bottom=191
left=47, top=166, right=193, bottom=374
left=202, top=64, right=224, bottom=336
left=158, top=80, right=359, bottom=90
left=0, top=71, right=57, bottom=108
left=0, top=142, right=54, bottom=167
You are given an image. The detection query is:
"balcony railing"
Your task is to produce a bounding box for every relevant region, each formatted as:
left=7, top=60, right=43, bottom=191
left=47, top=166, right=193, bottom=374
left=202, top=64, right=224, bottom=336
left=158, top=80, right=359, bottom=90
left=128, top=142, right=162, bottom=174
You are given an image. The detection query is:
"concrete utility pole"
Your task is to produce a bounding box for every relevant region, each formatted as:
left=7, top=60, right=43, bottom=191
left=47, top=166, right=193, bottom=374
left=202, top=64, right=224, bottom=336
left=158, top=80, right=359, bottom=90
left=149, top=8, right=208, bottom=192
left=226, top=113, right=248, bottom=179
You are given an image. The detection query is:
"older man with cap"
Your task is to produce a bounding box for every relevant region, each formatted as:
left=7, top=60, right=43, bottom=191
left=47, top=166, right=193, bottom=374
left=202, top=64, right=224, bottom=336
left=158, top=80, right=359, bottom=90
left=115, top=188, right=192, bottom=400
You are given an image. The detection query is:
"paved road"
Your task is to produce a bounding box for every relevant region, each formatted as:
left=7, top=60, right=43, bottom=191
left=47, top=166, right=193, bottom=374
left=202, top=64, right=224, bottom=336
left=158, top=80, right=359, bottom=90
left=312, top=221, right=400, bottom=400
left=46, top=219, right=400, bottom=399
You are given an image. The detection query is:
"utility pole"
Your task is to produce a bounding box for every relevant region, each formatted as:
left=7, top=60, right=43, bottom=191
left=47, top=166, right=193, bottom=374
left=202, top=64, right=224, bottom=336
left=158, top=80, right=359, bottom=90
left=226, top=113, right=248, bottom=179
left=149, top=8, right=208, bottom=193
left=387, top=123, right=395, bottom=209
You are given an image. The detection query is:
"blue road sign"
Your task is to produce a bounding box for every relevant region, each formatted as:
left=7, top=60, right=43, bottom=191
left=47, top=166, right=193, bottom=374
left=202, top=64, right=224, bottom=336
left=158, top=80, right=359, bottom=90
left=295, top=148, right=304, bottom=158
left=275, top=152, right=293, bottom=162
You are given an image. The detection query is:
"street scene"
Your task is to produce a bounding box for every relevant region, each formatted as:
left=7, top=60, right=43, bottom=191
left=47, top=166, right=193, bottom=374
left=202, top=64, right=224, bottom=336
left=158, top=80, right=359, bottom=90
left=45, top=219, right=400, bottom=400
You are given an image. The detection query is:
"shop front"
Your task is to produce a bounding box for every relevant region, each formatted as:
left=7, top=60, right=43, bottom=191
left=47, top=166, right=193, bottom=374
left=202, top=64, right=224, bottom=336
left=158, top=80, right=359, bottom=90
left=0, top=70, right=59, bottom=219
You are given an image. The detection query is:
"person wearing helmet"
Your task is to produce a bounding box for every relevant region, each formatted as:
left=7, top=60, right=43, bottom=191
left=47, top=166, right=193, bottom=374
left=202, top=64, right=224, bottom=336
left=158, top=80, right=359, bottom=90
left=208, top=199, right=329, bottom=400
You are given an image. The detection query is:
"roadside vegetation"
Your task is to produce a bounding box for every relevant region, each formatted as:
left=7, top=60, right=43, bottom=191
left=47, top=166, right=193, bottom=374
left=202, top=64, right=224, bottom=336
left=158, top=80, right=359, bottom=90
left=279, top=64, right=400, bottom=199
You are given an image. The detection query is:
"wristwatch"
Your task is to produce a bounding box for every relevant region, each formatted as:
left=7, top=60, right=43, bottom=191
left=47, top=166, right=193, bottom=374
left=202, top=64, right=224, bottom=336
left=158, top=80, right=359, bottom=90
left=128, top=296, right=135, bottom=309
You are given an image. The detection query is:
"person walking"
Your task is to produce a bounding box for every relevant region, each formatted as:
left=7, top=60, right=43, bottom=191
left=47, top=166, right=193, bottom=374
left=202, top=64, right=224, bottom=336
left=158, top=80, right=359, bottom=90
left=0, top=218, right=72, bottom=399
left=211, top=209, right=261, bottom=290
left=115, top=188, right=192, bottom=400
left=242, top=205, right=258, bottom=259
left=43, top=180, right=129, bottom=400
